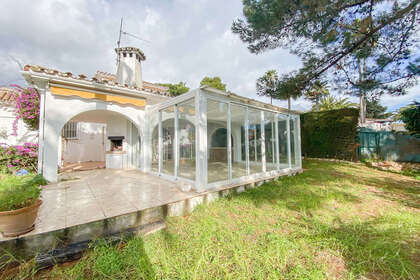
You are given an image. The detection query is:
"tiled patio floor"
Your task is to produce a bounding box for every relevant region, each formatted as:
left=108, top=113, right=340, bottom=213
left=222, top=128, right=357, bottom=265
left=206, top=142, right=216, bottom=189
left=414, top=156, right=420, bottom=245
left=60, top=161, right=105, bottom=173
left=0, top=169, right=199, bottom=241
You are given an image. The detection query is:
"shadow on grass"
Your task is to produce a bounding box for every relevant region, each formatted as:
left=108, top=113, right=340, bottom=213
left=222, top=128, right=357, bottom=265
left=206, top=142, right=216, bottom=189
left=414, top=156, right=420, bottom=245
left=251, top=159, right=420, bottom=211
left=61, top=237, right=156, bottom=280
left=240, top=181, right=361, bottom=213
left=326, top=161, right=420, bottom=209
left=238, top=161, right=362, bottom=212
left=361, top=176, right=420, bottom=209
left=307, top=215, right=420, bottom=279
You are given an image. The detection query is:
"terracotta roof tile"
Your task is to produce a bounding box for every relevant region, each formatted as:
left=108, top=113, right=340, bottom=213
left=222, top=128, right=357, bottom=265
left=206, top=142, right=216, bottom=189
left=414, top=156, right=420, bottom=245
left=23, top=65, right=172, bottom=97
left=0, top=88, right=17, bottom=104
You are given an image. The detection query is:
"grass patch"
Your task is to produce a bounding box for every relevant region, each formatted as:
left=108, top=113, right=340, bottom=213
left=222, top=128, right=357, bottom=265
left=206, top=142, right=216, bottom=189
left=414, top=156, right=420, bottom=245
left=9, top=160, right=420, bottom=279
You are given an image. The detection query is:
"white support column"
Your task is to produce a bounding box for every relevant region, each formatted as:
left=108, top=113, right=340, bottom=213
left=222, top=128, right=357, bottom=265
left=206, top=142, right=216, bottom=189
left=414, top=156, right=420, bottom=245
left=227, top=103, right=232, bottom=181
left=174, top=105, right=179, bottom=178
left=158, top=111, right=162, bottom=174
left=271, top=120, right=275, bottom=166
left=245, top=107, right=250, bottom=176
left=296, top=114, right=302, bottom=169
left=286, top=115, right=292, bottom=169
left=195, top=90, right=207, bottom=191
left=127, top=120, right=132, bottom=168
left=275, top=114, right=280, bottom=171
left=143, top=108, right=151, bottom=172
left=37, top=87, right=47, bottom=174
left=261, top=111, right=266, bottom=173
left=40, top=89, right=60, bottom=182
left=254, top=125, right=257, bottom=162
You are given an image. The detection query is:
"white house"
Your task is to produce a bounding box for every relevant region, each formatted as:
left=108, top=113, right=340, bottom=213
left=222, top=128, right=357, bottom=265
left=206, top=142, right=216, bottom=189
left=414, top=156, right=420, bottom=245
left=21, top=46, right=302, bottom=192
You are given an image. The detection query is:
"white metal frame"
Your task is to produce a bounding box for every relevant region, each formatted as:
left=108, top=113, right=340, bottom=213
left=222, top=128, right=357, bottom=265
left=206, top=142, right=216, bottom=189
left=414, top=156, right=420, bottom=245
left=144, top=88, right=302, bottom=191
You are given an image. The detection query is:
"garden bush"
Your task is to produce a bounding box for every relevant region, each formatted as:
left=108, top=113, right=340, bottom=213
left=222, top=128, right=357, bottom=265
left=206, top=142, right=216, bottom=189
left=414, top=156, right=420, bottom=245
left=0, top=174, right=46, bottom=211
left=11, top=85, right=40, bottom=135
left=0, top=142, right=38, bottom=173
left=301, top=108, right=359, bottom=161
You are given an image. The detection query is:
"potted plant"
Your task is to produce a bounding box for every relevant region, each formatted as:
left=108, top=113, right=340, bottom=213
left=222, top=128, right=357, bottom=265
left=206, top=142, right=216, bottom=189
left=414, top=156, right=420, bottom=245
left=0, top=174, right=46, bottom=237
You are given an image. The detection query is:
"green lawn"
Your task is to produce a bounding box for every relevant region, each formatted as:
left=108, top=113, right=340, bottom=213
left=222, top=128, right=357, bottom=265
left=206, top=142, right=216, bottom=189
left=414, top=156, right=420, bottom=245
left=11, top=159, right=420, bottom=279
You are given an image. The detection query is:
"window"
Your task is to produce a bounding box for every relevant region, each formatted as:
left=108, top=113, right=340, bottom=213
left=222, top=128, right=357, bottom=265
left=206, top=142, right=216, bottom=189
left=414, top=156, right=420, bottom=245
left=151, top=112, right=159, bottom=173
left=264, top=111, right=277, bottom=171
left=248, top=109, right=263, bottom=174
left=178, top=99, right=196, bottom=180
left=161, top=106, right=175, bottom=176
left=230, top=104, right=247, bottom=179
left=278, top=114, right=289, bottom=169
left=62, top=122, right=78, bottom=139
left=207, top=99, right=228, bottom=183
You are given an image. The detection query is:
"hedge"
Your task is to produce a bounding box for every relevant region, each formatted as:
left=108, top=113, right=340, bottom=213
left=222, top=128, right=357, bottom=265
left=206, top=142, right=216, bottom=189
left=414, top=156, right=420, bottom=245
left=300, top=108, right=359, bottom=161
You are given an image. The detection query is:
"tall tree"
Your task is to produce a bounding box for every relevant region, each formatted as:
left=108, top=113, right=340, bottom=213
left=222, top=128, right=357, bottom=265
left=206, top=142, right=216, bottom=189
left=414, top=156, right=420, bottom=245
left=398, top=101, right=420, bottom=134
left=305, top=80, right=330, bottom=111
left=159, top=82, right=189, bottom=96
left=232, top=0, right=419, bottom=113
left=200, top=77, right=227, bottom=91
left=365, top=96, right=392, bottom=119
left=256, top=70, right=301, bottom=110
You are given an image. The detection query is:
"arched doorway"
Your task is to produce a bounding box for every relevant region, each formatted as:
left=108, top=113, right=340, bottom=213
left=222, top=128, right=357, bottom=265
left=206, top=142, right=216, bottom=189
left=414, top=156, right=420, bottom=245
left=59, top=110, right=141, bottom=173
left=209, top=127, right=233, bottom=161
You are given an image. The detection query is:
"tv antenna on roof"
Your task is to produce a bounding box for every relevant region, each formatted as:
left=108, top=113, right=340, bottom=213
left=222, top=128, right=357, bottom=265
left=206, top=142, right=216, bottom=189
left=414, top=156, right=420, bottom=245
left=116, top=18, right=151, bottom=65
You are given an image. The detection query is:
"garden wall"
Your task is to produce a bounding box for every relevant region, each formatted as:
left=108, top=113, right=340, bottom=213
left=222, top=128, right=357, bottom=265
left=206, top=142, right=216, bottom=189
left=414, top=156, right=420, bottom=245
left=300, top=108, right=359, bottom=161
left=359, top=128, right=420, bottom=162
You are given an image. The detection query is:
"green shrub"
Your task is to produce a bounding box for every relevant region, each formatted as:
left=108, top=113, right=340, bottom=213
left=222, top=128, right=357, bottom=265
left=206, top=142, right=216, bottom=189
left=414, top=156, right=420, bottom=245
left=0, top=143, right=38, bottom=174
left=301, top=108, right=359, bottom=161
left=0, top=174, right=46, bottom=211
left=399, top=101, right=420, bottom=135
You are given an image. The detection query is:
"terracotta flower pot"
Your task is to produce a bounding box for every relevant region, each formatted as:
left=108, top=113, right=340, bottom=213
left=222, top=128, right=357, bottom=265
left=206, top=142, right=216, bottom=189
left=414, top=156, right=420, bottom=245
left=0, top=200, right=42, bottom=237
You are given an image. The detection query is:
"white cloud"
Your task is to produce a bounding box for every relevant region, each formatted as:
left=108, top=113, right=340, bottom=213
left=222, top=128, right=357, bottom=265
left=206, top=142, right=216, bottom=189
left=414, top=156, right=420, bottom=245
left=0, top=0, right=417, bottom=112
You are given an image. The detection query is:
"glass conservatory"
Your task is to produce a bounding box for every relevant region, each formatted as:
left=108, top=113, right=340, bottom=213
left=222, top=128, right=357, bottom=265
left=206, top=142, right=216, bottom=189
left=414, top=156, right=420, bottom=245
left=145, top=87, right=302, bottom=191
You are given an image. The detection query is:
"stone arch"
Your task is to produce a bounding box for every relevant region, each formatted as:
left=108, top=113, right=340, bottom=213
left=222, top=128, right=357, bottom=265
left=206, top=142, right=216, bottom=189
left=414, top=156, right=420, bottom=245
left=60, top=109, right=143, bottom=140
left=40, top=92, right=145, bottom=182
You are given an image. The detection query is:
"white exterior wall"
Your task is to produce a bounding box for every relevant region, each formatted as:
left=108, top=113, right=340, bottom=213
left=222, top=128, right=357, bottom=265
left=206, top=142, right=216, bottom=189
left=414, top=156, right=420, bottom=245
left=39, top=87, right=145, bottom=182
left=62, top=122, right=106, bottom=163
left=0, top=103, right=38, bottom=145
left=116, top=53, right=143, bottom=88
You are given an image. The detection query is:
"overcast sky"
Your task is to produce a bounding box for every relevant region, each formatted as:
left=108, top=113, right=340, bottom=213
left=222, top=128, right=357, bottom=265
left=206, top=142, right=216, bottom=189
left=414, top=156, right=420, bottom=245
left=0, top=0, right=418, bottom=112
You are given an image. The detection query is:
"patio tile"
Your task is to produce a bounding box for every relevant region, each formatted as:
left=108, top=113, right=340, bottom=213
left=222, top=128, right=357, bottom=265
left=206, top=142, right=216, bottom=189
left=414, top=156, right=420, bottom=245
left=35, top=214, right=66, bottom=233
left=66, top=207, right=105, bottom=227
left=127, top=197, right=164, bottom=211
left=101, top=203, right=138, bottom=218
left=96, top=196, right=137, bottom=218
left=1, top=169, right=202, bottom=241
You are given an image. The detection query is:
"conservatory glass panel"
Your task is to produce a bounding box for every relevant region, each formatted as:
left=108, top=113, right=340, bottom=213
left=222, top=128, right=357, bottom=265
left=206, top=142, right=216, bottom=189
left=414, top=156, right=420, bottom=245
left=230, top=104, right=247, bottom=179
left=161, top=106, right=175, bottom=176
left=151, top=111, right=159, bottom=172
left=178, top=99, right=196, bottom=180
left=207, top=99, right=229, bottom=183
left=289, top=116, right=296, bottom=167
left=277, top=114, right=288, bottom=169
left=264, top=111, right=277, bottom=171
left=291, top=115, right=300, bottom=168
left=248, top=108, right=262, bottom=174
